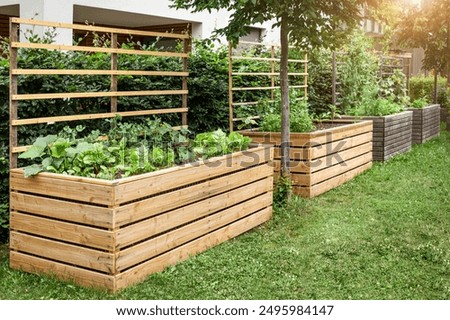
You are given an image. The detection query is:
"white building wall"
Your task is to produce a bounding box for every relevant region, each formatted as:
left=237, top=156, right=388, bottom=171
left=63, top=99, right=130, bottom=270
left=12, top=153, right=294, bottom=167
left=0, top=0, right=280, bottom=45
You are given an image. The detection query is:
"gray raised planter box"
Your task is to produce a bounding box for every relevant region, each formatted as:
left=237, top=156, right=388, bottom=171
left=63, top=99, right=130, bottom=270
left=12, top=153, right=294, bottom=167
left=407, top=104, right=440, bottom=144
left=343, top=111, right=413, bottom=161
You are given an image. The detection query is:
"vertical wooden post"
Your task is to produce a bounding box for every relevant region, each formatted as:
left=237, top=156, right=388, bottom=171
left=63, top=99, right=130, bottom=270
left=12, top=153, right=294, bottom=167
left=304, top=53, right=308, bottom=98
left=110, top=33, right=118, bottom=113
left=405, top=57, right=411, bottom=97
left=433, top=71, right=438, bottom=104
left=271, top=45, right=275, bottom=100
left=9, top=19, right=18, bottom=169
left=332, top=51, right=337, bottom=106
left=181, top=38, right=188, bottom=126
left=228, top=42, right=234, bottom=132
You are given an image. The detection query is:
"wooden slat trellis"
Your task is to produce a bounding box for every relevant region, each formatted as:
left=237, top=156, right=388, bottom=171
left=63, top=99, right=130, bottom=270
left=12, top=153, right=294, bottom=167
left=331, top=51, right=412, bottom=107
left=228, top=41, right=308, bottom=132
left=9, top=17, right=190, bottom=168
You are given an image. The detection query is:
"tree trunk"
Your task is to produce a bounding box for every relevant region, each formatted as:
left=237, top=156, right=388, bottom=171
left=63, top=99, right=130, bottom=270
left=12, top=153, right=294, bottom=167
left=280, top=15, right=291, bottom=184
left=447, top=20, right=450, bottom=86
left=433, top=71, right=438, bottom=104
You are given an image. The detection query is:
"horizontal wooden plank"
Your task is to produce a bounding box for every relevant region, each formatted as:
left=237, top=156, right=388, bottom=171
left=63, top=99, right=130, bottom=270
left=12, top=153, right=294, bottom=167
left=383, top=123, right=412, bottom=134
left=116, top=191, right=273, bottom=271
left=310, top=142, right=372, bottom=173
left=291, top=152, right=372, bottom=186
left=383, top=144, right=411, bottom=161
left=12, top=17, right=190, bottom=39
left=12, top=69, right=188, bottom=76
left=231, top=56, right=306, bottom=63
left=115, top=177, right=273, bottom=249
left=13, top=89, right=188, bottom=101
left=10, top=171, right=114, bottom=205
left=232, top=101, right=260, bottom=106
left=242, top=121, right=372, bottom=147
left=232, top=85, right=306, bottom=91
left=235, top=41, right=304, bottom=50
left=114, top=163, right=273, bottom=227
left=11, top=42, right=188, bottom=58
left=10, top=232, right=114, bottom=273
left=273, top=141, right=372, bottom=174
left=294, top=162, right=372, bottom=198
left=384, top=141, right=411, bottom=158
left=271, top=131, right=373, bottom=161
left=12, top=108, right=188, bottom=126
left=272, top=160, right=308, bottom=174
left=383, top=132, right=412, bottom=150
left=383, top=128, right=412, bottom=145
left=115, top=206, right=272, bottom=291
left=383, top=111, right=413, bottom=124
left=112, top=145, right=273, bottom=205
left=10, top=212, right=115, bottom=251
left=343, top=112, right=413, bottom=125
left=310, top=152, right=372, bottom=185
left=10, top=192, right=114, bottom=229
left=10, top=251, right=115, bottom=291
left=232, top=72, right=307, bottom=76
left=309, top=131, right=372, bottom=160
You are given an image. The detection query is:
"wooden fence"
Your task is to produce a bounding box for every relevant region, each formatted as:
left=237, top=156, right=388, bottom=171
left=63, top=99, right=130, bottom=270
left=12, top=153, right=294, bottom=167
left=9, top=17, right=190, bottom=168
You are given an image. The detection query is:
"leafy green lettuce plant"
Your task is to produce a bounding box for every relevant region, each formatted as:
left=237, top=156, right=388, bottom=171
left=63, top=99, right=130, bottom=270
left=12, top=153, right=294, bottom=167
left=19, top=120, right=252, bottom=179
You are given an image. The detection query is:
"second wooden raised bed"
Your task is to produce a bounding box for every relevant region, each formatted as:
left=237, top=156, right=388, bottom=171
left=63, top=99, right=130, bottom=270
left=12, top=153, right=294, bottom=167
left=9, top=145, right=273, bottom=292
left=343, top=111, right=413, bottom=161
left=241, top=120, right=373, bottom=198
left=407, top=104, right=440, bottom=144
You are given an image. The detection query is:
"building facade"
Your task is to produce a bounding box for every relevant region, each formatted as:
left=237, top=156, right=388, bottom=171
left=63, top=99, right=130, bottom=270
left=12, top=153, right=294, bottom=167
left=0, top=0, right=280, bottom=44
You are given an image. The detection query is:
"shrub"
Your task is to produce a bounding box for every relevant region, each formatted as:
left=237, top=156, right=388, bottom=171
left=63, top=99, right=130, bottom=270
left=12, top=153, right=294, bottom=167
left=308, top=48, right=333, bottom=116
left=187, top=41, right=229, bottom=133
left=409, top=76, right=450, bottom=108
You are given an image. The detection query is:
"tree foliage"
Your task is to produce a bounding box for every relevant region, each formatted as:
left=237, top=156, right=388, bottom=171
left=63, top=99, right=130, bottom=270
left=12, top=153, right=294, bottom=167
left=171, top=0, right=377, bottom=180
left=396, top=0, right=450, bottom=81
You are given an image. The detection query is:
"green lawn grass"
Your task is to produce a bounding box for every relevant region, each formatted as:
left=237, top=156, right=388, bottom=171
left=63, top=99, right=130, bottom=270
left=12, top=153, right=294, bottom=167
left=1, top=126, right=449, bottom=300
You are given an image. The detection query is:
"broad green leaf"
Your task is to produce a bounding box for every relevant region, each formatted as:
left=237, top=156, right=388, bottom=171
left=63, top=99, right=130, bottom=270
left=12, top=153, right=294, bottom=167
left=18, top=146, right=45, bottom=159
left=34, top=135, right=58, bottom=148
left=23, top=164, right=44, bottom=177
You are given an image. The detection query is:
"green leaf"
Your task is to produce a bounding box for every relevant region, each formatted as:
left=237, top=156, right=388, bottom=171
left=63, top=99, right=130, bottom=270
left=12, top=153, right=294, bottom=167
left=18, top=146, right=46, bottom=159
left=23, top=164, right=44, bottom=177
left=34, top=135, right=58, bottom=148
left=42, top=157, right=53, bottom=168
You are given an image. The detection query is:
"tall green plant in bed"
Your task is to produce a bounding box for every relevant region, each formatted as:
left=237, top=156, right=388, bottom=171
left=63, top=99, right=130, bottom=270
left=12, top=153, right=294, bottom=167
left=338, top=31, right=380, bottom=115
left=259, top=91, right=315, bottom=133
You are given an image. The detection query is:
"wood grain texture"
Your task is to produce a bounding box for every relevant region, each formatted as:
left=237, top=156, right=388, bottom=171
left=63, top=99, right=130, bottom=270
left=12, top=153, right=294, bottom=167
left=242, top=121, right=372, bottom=197
left=10, top=145, right=274, bottom=292
left=408, top=105, right=440, bottom=144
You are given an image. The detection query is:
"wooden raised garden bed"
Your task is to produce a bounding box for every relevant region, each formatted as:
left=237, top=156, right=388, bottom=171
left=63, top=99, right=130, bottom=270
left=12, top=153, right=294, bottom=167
left=343, top=111, right=413, bottom=161
left=407, top=104, right=440, bottom=144
left=240, top=120, right=373, bottom=198
left=9, top=145, right=274, bottom=292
